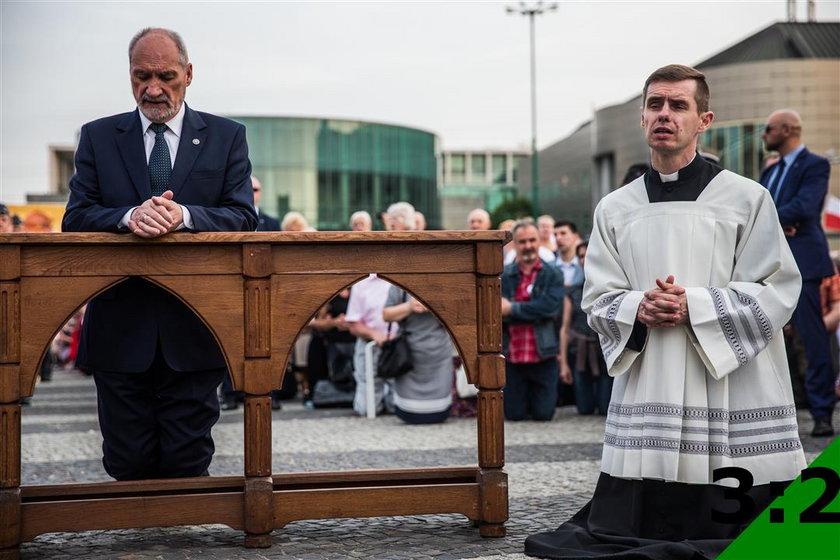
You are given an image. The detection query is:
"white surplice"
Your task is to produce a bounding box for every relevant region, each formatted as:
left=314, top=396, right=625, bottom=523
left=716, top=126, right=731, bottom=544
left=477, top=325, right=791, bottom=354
left=584, top=171, right=807, bottom=486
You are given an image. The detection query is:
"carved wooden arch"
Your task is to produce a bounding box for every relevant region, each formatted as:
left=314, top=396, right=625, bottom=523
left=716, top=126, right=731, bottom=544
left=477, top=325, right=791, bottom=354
left=17, top=275, right=116, bottom=397
left=266, top=273, right=368, bottom=392
left=151, top=274, right=247, bottom=390
left=17, top=274, right=248, bottom=398
left=270, top=272, right=481, bottom=386
left=376, top=273, right=479, bottom=383
left=0, top=231, right=509, bottom=559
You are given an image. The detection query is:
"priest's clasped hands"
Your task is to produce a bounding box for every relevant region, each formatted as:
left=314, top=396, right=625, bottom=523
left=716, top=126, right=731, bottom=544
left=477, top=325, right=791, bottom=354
left=128, top=190, right=185, bottom=238
left=636, top=275, right=689, bottom=328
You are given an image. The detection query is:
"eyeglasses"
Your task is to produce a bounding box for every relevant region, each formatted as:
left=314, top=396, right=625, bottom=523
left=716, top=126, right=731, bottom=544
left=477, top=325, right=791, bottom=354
left=764, top=124, right=782, bottom=133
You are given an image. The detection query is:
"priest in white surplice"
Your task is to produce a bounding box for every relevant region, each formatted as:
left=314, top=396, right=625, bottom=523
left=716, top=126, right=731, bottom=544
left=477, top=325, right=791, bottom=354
left=526, top=65, right=806, bottom=560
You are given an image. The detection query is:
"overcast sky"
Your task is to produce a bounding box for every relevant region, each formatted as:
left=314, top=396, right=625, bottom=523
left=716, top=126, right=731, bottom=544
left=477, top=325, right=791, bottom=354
left=2, top=1, right=838, bottom=204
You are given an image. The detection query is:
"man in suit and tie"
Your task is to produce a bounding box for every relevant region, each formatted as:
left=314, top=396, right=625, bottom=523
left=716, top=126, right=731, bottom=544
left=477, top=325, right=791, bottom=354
left=760, top=109, right=835, bottom=437
left=62, top=28, right=258, bottom=479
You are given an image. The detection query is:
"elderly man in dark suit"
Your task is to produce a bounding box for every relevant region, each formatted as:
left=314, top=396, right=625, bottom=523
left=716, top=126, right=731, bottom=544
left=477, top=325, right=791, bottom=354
left=760, top=108, right=835, bottom=437
left=62, top=28, right=257, bottom=480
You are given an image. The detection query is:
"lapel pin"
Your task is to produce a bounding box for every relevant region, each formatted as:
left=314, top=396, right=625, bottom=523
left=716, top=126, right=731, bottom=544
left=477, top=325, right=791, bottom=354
left=192, top=138, right=200, bottom=145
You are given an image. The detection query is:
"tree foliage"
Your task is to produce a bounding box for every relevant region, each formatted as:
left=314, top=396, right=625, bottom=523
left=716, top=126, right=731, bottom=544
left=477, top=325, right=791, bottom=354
left=489, top=196, right=534, bottom=228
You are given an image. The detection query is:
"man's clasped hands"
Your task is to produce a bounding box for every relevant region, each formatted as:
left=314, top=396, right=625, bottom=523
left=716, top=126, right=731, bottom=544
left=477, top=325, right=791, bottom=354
left=636, top=275, right=689, bottom=328
left=129, top=190, right=184, bottom=238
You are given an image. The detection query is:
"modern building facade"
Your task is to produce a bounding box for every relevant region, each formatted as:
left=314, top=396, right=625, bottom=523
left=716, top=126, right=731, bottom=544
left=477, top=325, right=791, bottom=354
left=439, top=149, right=528, bottom=229
left=519, top=21, right=840, bottom=238
left=233, top=117, right=441, bottom=230
left=518, top=122, right=595, bottom=233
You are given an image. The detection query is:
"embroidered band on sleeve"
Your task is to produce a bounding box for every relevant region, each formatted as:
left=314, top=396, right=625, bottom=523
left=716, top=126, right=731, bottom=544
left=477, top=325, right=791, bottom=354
left=707, top=287, right=774, bottom=366
left=590, top=292, right=627, bottom=358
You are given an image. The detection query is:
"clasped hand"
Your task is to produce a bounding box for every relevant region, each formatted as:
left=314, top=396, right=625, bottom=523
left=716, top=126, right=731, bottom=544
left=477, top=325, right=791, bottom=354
left=129, top=190, right=184, bottom=238
left=636, top=275, right=689, bottom=328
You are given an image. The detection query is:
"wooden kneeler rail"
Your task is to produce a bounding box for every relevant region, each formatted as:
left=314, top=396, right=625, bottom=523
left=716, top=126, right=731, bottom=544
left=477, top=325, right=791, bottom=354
left=0, top=231, right=509, bottom=558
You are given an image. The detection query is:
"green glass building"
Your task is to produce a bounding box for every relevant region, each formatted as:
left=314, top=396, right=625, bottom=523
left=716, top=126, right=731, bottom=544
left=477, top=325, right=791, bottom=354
left=231, top=117, right=441, bottom=230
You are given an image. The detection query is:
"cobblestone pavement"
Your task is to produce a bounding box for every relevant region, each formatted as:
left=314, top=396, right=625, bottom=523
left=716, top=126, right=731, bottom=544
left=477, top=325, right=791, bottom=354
left=18, top=370, right=837, bottom=559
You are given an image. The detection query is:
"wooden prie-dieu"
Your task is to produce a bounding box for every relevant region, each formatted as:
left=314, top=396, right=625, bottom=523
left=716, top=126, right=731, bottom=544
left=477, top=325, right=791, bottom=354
left=0, top=231, right=509, bottom=558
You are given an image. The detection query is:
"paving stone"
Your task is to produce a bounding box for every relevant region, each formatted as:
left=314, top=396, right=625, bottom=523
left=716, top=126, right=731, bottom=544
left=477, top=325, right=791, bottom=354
left=15, top=368, right=837, bottom=559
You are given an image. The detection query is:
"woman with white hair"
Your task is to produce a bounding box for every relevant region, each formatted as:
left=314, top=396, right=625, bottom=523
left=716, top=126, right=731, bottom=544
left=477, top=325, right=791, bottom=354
left=385, top=201, right=416, bottom=231
left=281, top=211, right=309, bottom=232
left=349, top=211, right=372, bottom=232
left=382, top=201, right=454, bottom=423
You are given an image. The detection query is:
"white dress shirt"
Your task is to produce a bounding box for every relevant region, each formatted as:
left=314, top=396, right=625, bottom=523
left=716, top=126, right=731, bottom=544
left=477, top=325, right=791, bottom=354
left=138, top=103, right=186, bottom=164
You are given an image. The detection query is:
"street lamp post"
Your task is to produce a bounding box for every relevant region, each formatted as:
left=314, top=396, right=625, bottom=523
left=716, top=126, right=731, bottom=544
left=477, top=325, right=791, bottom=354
left=506, top=1, right=557, bottom=215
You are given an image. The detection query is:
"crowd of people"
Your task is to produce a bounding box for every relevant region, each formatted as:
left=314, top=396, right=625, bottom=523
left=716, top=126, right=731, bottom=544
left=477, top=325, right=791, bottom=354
left=467, top=204, right=611, bottom=420
left=211, top=196, right=464, bottom=422
left=242, top=200, right=613, bottom=425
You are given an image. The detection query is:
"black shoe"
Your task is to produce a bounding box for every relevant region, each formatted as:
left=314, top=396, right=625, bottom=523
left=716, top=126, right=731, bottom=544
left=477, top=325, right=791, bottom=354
left=220, top=395, right=239, bottom=411
left=811, top=417, right=834, bottom=437
left=271, top=395, right=283, bottom=410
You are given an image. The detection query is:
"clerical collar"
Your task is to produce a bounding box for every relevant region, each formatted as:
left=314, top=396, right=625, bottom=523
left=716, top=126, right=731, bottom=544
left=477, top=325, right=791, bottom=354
left=644, top=153, right=722, bottom=203
left=651, top=152, right=700, bottom=185
left=659, top=170, right=680, bottom=182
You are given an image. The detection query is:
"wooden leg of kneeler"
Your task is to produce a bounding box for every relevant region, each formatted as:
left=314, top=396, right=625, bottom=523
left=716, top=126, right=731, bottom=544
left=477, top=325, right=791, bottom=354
left=244, top=477, right=273, bottom=548
left=0, top=401, right=21, bottom=560
left=243, top=395, right=273, bottom=548
left=242, top=265, right=274, bottom=547
left=478, top=468, right=508, bottom=537
left=476, top=383, right=507, bottom=537
left=0, top=488, right=20, bottom=560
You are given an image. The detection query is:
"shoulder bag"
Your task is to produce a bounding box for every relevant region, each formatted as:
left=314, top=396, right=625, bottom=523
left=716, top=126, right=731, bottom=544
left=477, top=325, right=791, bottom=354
left=377, top=291, right=413, bottom=379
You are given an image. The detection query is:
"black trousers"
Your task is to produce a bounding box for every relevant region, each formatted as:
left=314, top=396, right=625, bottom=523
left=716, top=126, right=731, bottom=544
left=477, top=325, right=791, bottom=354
left=92, top=351, right=225, bottom=480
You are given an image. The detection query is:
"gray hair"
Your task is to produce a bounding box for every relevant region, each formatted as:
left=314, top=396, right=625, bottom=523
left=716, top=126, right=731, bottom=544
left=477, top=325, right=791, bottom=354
left=512, top=218, right=537, bottom=236
left=281, top=211, right=309, bottom=232
left=129, top=28, right=189, bottom=67
left=349, top=210, right=372, bottom=227
left=387, top=201, right=417, bottom=230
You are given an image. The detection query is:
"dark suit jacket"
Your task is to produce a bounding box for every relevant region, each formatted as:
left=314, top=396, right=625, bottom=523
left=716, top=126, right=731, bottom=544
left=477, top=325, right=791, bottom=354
left=62, top=105, right=258, bottom=373
left=257, top=211, right=280, bottom=231
left=760, top=147, right=833, bottom=281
